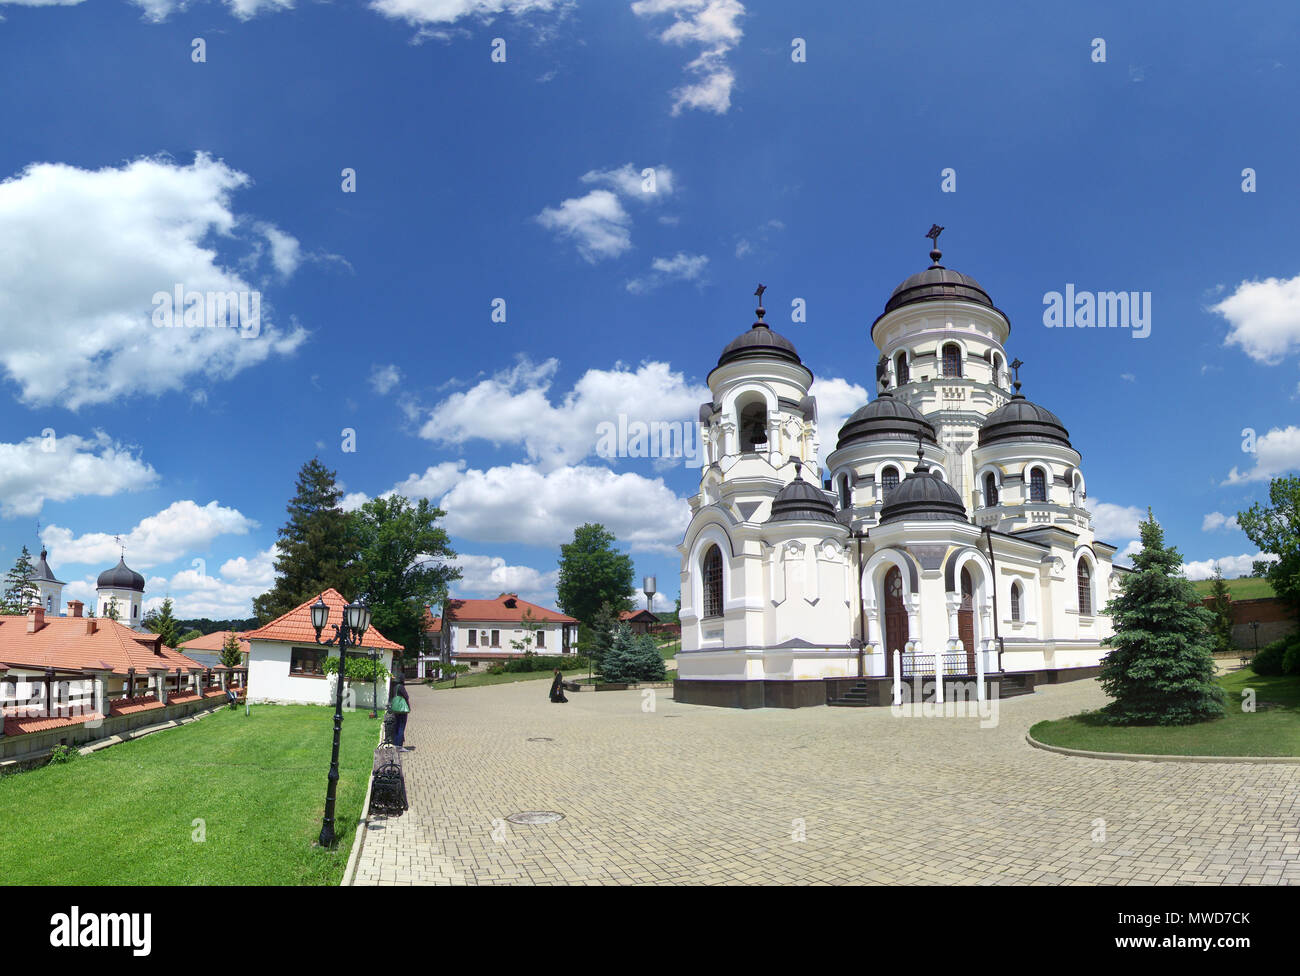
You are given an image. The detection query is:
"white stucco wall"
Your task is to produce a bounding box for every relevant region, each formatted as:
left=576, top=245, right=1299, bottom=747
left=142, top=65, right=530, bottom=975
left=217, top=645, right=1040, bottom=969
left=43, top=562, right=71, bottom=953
left=247, top=638, right=393, bottom=707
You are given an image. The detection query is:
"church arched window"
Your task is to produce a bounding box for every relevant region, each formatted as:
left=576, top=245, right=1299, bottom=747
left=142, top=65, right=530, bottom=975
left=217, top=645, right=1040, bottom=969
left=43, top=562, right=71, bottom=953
left=1029, top=468, right=1047, bottom=502
left=1010, top=581, right=1022, bottom=622
left=880, top=466, right=899, bottom=496
left=992, top=352, right=1003, bottom=384
left=46, top=594, right=53, bottom=613
left=895, top=351, right=909, bottom=385
left=838, top=475, right=851, bottom=510
left=984, top=472, right=998, bottom=507
left=1077, top=559, right=1092, bottom=616
left=738, top=402, right=768, bottom=452
left=702, top=545, right=724, bottom=618
left=942, top=343, right=962, bottom=378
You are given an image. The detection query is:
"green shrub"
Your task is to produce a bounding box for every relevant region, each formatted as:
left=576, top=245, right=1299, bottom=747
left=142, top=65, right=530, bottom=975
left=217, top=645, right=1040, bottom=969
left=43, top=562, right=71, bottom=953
left=487, top=665, right=506, bottom=675
left=321, top=655, right=391, bottom=683
left=1282, top=637, right=1300, bottom=676
left=1252, top=638, right=1289, bottom=676
left=48, top=744, right=79, bottom=764
left=600, top=626, right=664, bottom=683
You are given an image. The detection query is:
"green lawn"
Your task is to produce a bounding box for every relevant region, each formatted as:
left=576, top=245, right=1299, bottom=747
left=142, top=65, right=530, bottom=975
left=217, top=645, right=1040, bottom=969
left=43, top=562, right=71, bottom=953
left=0, top=704, right=378, bottom=885
left=1030, top=669, right=1300, bottom=757
left=1189, top=576, right=1275, bottom=600
left=429, top=667, right=590, bottom=690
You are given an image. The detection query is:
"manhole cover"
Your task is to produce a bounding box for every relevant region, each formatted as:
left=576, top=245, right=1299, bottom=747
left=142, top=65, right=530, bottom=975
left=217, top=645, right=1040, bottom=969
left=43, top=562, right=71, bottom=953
left=506, top=811, right=565, bottom=825
left=526, top=736, right=553, bottom=741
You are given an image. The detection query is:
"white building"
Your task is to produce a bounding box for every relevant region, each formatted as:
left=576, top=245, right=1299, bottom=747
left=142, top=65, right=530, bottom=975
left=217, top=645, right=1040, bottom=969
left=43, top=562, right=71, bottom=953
left=96, top=556, right=146, bottom=630
left=31, top=548, right=64, bottom=617
left=676, top=232, right=1122, bottom=708
left=438, top=594, right=577, bottom=671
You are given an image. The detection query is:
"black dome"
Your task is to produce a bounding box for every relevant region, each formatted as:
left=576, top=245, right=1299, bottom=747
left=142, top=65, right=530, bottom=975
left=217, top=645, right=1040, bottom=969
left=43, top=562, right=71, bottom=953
left=882, top=265, right=995, bottom=316
left=878, top=462, right=969, bottom=525
left=978, top=394, right=1072, bottom=449
left=766, top=474, right=838, bottom=524
left=716, top=322, right=803, bottom=369
left=97, top=556, right=145, bottom=592
left=836, top=391, right=938, bottom=451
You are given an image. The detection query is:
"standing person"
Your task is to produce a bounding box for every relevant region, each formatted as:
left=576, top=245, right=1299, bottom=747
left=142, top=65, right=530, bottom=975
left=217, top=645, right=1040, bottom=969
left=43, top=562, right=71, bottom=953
left=549, top=669, right=568, bottom=703
left=389, top=680, right=412, bottom=749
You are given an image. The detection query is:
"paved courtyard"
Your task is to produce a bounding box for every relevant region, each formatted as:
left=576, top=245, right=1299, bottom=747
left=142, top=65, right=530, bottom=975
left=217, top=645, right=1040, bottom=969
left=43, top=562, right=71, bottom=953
left=349, top=678, right=1300, bottom=885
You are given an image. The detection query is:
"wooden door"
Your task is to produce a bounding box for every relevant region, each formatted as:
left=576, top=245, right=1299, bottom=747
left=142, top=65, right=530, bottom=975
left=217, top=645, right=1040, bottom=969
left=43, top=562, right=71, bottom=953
left=883, top=566, right=909, bottom=675
left=958, top=567, right=976, bottom=674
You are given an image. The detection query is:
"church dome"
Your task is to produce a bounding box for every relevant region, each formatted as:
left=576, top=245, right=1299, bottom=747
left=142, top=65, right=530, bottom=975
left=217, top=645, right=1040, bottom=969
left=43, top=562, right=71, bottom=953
left=836, top=390, right=938, bottom=450
left=882, top=266, right=995, bottom=317
left=978, top=393, right=1072, bottom=449
left=766, top=470, right=838, bottom=524
left=715, top=293, right=804, bottom=370
left=33, top=547, right=62, bottom=584
left=97, top=556, right=145, bottom=592
left=878, top=459, right=969, bottom=525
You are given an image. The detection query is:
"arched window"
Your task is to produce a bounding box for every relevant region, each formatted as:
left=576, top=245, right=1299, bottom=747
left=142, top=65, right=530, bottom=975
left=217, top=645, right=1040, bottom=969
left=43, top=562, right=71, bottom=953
left=838, top=476, right=851, bottom=510
left=1029, top=468, right=1047, bottom=502
left=46, top=594, right=53, bottom=613
left=880, top=466, right=899, bottom=496
left=992, top=352, right=1003, bottom=383
left=1077, top=559, right=1092, bottom=616
left=895, top=351, right=909, bottom=385
left=739, top=402, right=768, bottom=452
left=984, top=472, right=998, bottom=506
left=942, top=343, right=962, bottom=378
left=702, top=545, right=724, bottom=618
left=1010, top=581, right=1022, bottom=622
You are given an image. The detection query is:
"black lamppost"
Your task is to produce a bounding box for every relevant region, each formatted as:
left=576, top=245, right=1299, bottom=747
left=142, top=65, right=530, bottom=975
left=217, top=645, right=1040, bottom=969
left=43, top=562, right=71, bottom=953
left=311, top=594, right=371, bottom=848
left=1250, top=620, right=1260, bottom=654
left=369, top=647, right=379, bottom=720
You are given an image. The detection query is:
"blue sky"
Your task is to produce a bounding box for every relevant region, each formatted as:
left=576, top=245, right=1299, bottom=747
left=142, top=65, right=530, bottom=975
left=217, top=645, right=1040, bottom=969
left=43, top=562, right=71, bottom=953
left=1, top=0, right=1297, bottom=620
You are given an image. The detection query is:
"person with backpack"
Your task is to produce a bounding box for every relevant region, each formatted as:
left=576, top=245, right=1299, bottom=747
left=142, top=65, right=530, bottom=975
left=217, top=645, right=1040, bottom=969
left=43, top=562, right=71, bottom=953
left=389, top=681, right=411, bottom=749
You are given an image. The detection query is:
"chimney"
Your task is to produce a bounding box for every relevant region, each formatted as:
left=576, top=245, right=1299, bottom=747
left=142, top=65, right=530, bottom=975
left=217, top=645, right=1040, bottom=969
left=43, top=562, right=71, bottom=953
left=26, top=603, right=45, bottom=634
left=85, top=617, right=97, bottom=636
left=68, top=600, right=84, bottom=619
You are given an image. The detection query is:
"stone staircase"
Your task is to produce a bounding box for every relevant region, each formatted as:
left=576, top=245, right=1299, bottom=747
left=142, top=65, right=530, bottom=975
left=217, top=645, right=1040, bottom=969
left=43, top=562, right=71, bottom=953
left=827, top=681, right=873, bottom=707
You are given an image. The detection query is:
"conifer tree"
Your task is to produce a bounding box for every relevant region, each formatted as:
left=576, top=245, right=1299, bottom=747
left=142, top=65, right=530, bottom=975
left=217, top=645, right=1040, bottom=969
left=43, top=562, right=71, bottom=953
left=219, top=632, right=244, bottom=669
left=145, top=596, right=181, bottom=648
left=1098, top=510, right=1224, bottom=725
left=1206, top=564, right=1235, bottom=655
left=1, top=545, right=39, bottom=614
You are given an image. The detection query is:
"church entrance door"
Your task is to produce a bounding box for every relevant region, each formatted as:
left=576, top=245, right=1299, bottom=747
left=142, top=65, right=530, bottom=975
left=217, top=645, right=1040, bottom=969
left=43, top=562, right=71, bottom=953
left=958, top=567, right=976, bottom=674
left=883, top=566, right=908, bottom=676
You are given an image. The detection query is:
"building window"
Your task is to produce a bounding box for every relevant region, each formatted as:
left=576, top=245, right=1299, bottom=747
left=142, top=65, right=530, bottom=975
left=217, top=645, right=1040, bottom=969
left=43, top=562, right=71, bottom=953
left=1010, top=582, right=1022, bottom=622
left=491, top=630, right=500, bottom=647
left=290, top=646, right=327, bottom=676
left=984, top=472, right=998, bottom=507
left=838, top=476, right=851, bottom=510
left=1078, top=560, right=1093, bottom=616
left=46, top=595, right=53, bottom=613
left=739, top=402, right=768, bottom=452
left=881, top=466, right=900, bottom=496
left=942, top=343, right=962, bottom=378
left=1029, top=468, right=1047, bottom=502
left=702, top=544, right=724, bottom=618
left=536, top=630, right=545, bottom=649
left=895, top=351, right=909, bottom=385
left=467, top=629, right=477, bottom=647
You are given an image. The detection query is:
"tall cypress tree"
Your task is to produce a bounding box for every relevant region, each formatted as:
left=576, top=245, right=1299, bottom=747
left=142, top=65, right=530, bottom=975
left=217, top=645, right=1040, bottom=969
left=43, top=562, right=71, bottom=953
left=254, top=459, right=360, bottom=622
left=1206, top=564, right=1235, bottom=655
left=1099, top=510, right=1224, bottom=725
left=2, top=546, right=39, bottom=614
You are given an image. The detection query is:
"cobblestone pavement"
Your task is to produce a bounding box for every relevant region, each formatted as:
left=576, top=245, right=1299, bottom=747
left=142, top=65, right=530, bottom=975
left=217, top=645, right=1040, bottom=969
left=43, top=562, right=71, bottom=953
left=348, top=678, right=1300, bottom=885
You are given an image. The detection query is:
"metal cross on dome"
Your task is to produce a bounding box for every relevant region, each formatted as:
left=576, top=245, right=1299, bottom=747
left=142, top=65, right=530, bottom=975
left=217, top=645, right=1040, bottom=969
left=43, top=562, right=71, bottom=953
left=926, top=224, right=944, bottom=245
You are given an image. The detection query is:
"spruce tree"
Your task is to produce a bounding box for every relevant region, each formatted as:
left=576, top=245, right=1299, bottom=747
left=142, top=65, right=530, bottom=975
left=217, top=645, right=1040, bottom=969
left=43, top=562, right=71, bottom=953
left=219, top=632, right=244, bottom=669
left=1206, top=564, right=1235, bottom=655
left=254, top=458, right=360, bottom=622
left=1098, top=510, right=1224, bottom=725
left=2, top=545, right=39, bottom=614
left=145, top=596, right=181, bottom=648
left=600, top=624, right=636, bottom=683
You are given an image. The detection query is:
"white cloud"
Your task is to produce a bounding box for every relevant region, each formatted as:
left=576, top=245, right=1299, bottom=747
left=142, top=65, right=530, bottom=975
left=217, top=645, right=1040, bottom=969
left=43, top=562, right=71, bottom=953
left=1088, top=500, right=1145, bottom=543
left=42, top=500, right=258, bottom=569
left=390, top=461, right=467, bottom=500
left=369, top=0, right=562, bottom=27
left=812, top=377, right=870, bottom=471
left=256, top=221, right=302, bottom=276
left=1202, top=511, right=1240, bottom=532
left=369, top=363, right=403, bottom=395
left=0, top=0, right=85, bottom=5
left=534, top=189, right=632, bottom=263
left=581, top=162, right=676, bottom=200
left=1182, top=553, right=1275, bottom=581
left=0, top=154, right=307, bottom=409
left=1212, top=274, right=1300, bottom=364
left=442, top=463, right=690, bottom=553
left=419, top=357, right=709, bottom=470
left=631, top=0, right=745, bottom=115
left=1223, top=426, right=1300, bottom=484
left=452, top=553, right=558, bottom=606
left=626, top=252, right=709, bottom=294
left=0, top=432, right=157, bottom=518
left=340, top=491, right=370, bottom=513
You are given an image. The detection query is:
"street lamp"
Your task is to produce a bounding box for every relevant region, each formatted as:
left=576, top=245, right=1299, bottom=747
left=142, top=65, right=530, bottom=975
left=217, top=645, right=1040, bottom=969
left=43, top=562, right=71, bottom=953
left=311, top=594, right=370, bottom=848
left=1250, top=620, right=1260, bottom=654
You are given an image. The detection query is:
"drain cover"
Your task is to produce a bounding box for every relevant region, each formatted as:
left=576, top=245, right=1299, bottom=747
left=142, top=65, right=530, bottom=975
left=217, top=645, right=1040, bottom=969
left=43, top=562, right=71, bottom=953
left=506, top=811, right=565, bottom=825
left=526, top=736, right=553, bottom=741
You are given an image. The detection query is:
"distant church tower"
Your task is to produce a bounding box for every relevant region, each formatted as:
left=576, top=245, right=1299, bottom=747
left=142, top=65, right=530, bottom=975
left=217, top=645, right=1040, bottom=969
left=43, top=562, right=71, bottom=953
left=31, top=548, right=64, bottom=616
left=97, top=556, right=146, bottom=629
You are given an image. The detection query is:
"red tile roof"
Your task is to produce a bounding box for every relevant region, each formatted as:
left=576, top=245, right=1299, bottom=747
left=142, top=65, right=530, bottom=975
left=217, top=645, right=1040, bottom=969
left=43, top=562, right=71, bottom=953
left=243, top=589, right=403, bottom=652
left=0, top=614, right=205, bottom=677
left=3, top=712, right=101, bottom=737
left=619, top=609, right=659, bottom=622
left=445, top=593, right=577, bottom=625
left=421, top=609, right=442, bottom=633
left=180, top=630, right=249, bottom=653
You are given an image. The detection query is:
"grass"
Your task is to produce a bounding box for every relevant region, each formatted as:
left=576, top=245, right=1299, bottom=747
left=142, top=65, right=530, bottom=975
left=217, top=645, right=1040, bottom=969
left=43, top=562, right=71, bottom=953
left=0, top=704, right=378, bottom=885
left=429, top=667, right=589, bottom=690
left=1030, top=669, right=1300, bottom=757
left=1189, top=576, right=1275, bottom=600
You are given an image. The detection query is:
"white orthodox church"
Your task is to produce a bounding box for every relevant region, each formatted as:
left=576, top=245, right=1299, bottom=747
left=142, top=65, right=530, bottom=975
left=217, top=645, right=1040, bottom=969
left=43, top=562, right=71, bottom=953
left=30, top=547, right=149, bottom=631
left=675, top=230, right=1121, bottom=708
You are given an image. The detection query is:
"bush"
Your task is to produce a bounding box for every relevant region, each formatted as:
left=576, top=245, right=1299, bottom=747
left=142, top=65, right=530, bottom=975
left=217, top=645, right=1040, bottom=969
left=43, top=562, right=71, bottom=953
left=1252, top=638, right=1289, bottom=676
left=487, top=665, right=506, bottom=675
left=600, top=627, right=664, bottom=683
left=502, top=654, right=588, bottom=674
left=48, top=744, right=79, bottom=764
left=1282, top=637, right=1300, bottom=676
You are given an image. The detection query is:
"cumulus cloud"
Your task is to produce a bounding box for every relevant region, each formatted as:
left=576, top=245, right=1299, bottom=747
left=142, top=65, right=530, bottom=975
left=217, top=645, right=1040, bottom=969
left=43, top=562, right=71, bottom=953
left=453, top=553, right=559, bottom=606
left=419, top=357, right=709, bottom=471
left=581, top=162, right=676, bottom=200
left=626, top=252, right=709, bottom=294
left=1088, top=500, right=1145, bottom=543
left=1212, top=274, right=1300, bottom=364
left=632, top=0, right=745, bottom=115
left=1181, top=553, right=1276, bottom=581
left=0, top=432, right=158, bottom=518
left=1223, top=425, right=1300, bottom=484
left=369, top=363, right=403, bottom=395
left=1202, top=511, right=1241, bottom=532
left=535, top=189, right=632, bottom=263
left=42, top=500, right=258, bottom=569
left=812, top=377, right=870, bottom=471
left=0, top=154, right=307, bottom=409
left=369, top=0, right=563, bottom=27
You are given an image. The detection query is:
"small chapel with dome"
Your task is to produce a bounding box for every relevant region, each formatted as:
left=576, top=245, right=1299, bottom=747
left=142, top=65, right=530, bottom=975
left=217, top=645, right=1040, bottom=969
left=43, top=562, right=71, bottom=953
left=675, top=228, right=1121, bottom=708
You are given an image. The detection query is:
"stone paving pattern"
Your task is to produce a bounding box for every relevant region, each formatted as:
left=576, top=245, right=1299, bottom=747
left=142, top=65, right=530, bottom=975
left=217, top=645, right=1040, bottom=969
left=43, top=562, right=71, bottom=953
left=349, top=679, right=1300, bottom=885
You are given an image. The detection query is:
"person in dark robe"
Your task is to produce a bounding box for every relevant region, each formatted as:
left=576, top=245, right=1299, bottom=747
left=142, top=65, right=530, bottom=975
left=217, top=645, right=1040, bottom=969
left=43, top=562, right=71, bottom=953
left=390, top=681, right=412, bottom=749
left=549, top=669, right=568, bottom=703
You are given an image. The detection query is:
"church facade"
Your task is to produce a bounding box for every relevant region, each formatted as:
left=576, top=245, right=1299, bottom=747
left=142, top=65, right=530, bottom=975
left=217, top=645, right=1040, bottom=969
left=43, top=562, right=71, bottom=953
left=675, top=232, right=1121, bottom=708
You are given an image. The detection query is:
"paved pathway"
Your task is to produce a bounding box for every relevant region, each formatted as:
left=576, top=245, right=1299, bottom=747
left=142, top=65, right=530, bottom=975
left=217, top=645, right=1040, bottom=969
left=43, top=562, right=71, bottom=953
left=348, top=678, right=1300, bottom=885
